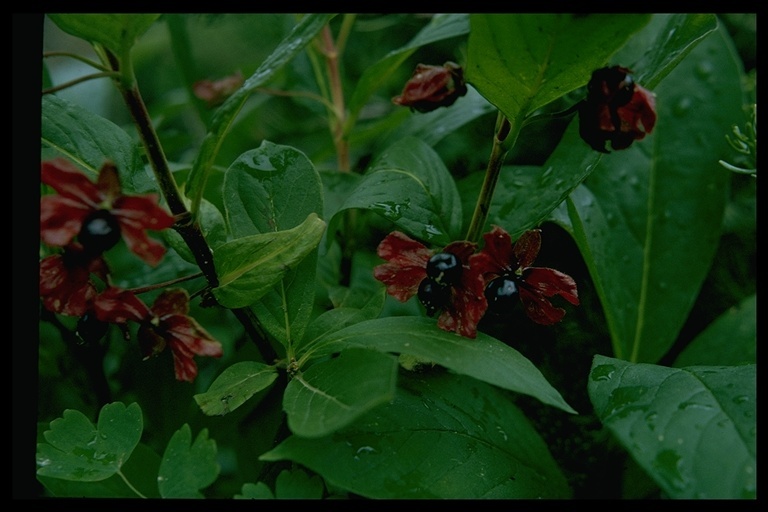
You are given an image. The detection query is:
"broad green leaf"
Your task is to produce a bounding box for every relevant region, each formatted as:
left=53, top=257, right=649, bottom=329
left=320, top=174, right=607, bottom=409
left=36, top=402, right=143, bottom=482
left=328, top=137, right=463, bottom=247
left=673, top=294, right=756, bottom=367
left=308, top=316, right=575, bottom=414
left=37, top=443, right=162, bottom=498
left=158, top=425, right=219, bottom=498
left=466, top=14, right=651, bottom=123
left=557, top=26, right=743, bottom=363
left=223, top=141, right=325, bottom=345
left=211, top=213, right=326, bottom=309
left=235, top=482, right=274, bottom=499
left=48, top=14, right=159, bottom=55
left=345, top=13, right=470, bottom=134
left=262, top=371, right=571, bottom=499
left=588, top=355, right=756, bottom=499
left=41, top=95, right=144, bottom=186
left=284, top=347, right=398, bottom=438
left=193, top=361, right=279, bottom=416
left=187, top=14, right=334, bottom=207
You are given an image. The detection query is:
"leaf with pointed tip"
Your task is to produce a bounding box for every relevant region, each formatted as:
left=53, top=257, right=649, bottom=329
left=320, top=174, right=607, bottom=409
left=211, top=213, right=326, bottom=309
left=308, top=316, right=575, bottom=414
left=36, top=402, right=143, bottom=482
left=588, top=355, right=756, bottom=499
left=194, top=362, right=279, bottom=416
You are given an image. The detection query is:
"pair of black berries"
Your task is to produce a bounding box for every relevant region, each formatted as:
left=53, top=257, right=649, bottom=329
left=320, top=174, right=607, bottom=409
left=417, top=252, right=522, bottom=317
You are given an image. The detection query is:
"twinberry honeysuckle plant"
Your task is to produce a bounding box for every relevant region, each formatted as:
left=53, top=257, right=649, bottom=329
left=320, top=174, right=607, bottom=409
left=34, top=14, right=755, bottom=500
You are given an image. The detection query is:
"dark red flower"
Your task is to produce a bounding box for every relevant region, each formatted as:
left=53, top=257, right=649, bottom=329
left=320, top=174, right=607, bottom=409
left=578, top=65, right=656, bottom=153
left=470, top=227, right=579, bottom=325
left=94, top=287, right=223, bottom=382
left=392, top=61, right=468, bottom=113
left=41, top=158, right=175, bottom=266
left=373, top=231, right=487, bottom=338
left=192, top=70, right=244, bottom=108
left=39, top=243, right=109, bottom=316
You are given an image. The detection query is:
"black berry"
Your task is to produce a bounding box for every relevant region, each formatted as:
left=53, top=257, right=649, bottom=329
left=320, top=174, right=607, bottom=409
left=485, top=276, right=520, bottom=316
left=418, top=278, right=451, bottom=317
left=76, top=312, right=109, bottom=345
left=426, top=252, right=462, bottom=287
left=78, top=209, right=121, bottom=254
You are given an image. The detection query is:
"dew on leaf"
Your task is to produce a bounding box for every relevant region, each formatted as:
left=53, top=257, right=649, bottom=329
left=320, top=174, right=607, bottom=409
left=590, top=364, right=616, bottom=382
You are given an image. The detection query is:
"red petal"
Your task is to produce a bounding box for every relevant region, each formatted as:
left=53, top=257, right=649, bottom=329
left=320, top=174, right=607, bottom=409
left=39, top=254, right=95, bottom=316
left=163, top=315, right=223, bottom=357
left=470, top=226, right=514, bottom=279
left=171, top=348, right=199, bottom=382
left=96, top=162, right=122, bottom=203
left=523, top=267, right=580, bottom=305
left=519, top=286, right=566, bottom=325
left=151, top=288, right=190, bottom=317
left=374, top=231, right=432, bottom=302
left=40, top=196, right=91, bottom=247
left=94, top=287, right=151, bottom=323
left=436, top=266, right=487, bottom=338
left=41, top=158, right=102, bottom=207
left=392, top=64, right=453, bottom=106
left=512, top=230, right=541, bottom=270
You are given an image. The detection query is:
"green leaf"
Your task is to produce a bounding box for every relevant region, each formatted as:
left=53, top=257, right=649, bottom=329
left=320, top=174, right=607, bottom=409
left=673, top=294, right=756, bottom=367
left=329, top=137, right=463, bottom=247
left=466, top=14, right=652, bottom=122
left=275, top=468, right=326, bottom=499
left=223, top=141, right=325, bottom=345
left=588, top=355, right=756, bottom=499
left=211, top=213, right=326, bottom=309
left=309, top=316, right=575, bottom=414
left=558, top=26, right=744, bottom=363
left=345, top=13, right=470, bottom=133
left=235, top=482, right=274, bottom=499
left=194, top=361, right=279, bottom=416
left=37, top=443, right=162, bottom=498
left=187, top=14, right=334, bottom=205
left=48, top=14, right=160, bottom=54
left=285, top=348, right=398, bottom=438
left=36, top=402, right=143, bottom=482
left=41, top=94, right=144, bottom=186
left=262, top=371, right=571, bottom=499
left=158, top=425, right=219, bottom=498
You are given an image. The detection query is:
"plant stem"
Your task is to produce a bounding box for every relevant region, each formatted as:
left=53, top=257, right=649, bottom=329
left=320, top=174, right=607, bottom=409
left=320, top=24, right=350, bottom=173
left=41, top=71, right=121, bottom=95
left=128, top=272, right=204, bottom=295
left=465, top=111, right=521, bottom=243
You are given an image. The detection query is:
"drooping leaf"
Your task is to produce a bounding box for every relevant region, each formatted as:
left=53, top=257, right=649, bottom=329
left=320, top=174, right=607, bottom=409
left=157, top=424, right=219, bottom=498
left=41, top=95, right=144, bottom=187
left=284, top=347, right=398, bottom=438
left=588, top=355, right=756, bottom=499
left=345, top=13, right=470, bottom=134
left=274, top=468, right=326, bottom=499
left=308, top=316, right=575, bottom=414
left=48, top=14, right=160, bottom=55
left=194, top=361, right=279, bottom=416
left=235, top=482, right=274, bottom=499
left=466, top=14, right=652, bottom=123
left=262, top=371, right=571, bottom=499
left=211, top=212, right=326, bottom=309
left=557, top=26, right=743, bottom=363
left=223, top=141, right=324, bottom=346
left=328, top=136, right=463, bottom=247
left=673, top=294, right=756, bottom=367
left=36, top=402, right=143, bottom=482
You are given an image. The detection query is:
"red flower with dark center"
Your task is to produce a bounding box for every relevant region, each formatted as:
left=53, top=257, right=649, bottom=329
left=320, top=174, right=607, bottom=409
left=39, top=243, right=109, bottom=316
left=94, top=287, right=223, bottom=382
left=470, top=226, right=579, bottom=325
left=40, top=158, right=175, bottom=266
left=392, top=62, right=468, bottom=113
left=578, top=65, right=657, bottom=153
left=373, top=231, right=487, bottom=338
